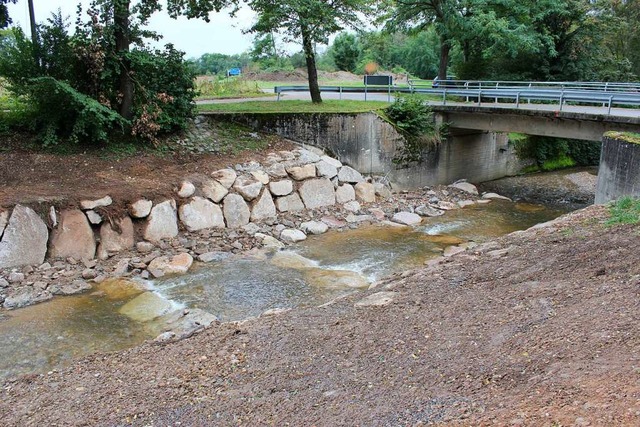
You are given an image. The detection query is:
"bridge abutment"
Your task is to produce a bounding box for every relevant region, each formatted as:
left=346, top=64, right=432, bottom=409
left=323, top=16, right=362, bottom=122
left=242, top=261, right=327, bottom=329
left=595, top=133, right=640, bottom=204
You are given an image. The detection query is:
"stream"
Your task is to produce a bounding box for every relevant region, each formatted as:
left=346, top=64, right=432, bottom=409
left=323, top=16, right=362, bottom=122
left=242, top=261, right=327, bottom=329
left=0, top=199, right=568, bottom=380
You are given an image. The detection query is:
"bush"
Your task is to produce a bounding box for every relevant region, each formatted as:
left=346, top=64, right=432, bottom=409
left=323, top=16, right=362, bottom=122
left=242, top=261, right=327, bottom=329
left=384, top=95, right=446, bottom=165
left=511, top=135, right=601, bottom=171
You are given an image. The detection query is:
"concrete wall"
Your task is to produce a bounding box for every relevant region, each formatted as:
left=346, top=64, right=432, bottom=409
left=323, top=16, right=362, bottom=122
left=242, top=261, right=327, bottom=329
left=208, top=112, right=522, bottom=189
left=595, top=134, right=640, bottom=204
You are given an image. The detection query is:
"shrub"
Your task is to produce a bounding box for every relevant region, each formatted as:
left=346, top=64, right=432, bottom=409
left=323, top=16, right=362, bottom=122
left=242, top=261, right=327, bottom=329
left=384, top=95, right=446, bottom=165
left=511, top=135, right=601, bottom=171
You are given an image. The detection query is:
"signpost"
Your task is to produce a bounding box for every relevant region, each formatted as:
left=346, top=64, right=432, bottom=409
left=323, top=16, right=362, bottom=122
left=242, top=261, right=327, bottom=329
left=227, top=68, right=242, bottom=77
left=364, top=75, right=393, bottom=101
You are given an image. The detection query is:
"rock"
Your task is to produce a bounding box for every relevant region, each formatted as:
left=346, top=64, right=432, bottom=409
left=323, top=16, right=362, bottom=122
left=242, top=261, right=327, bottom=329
left=269, top=179, right=294, bottom=196
left=299, top=178, right=336, bottom=210
left=297, top=148, right=321, bottom=164
left=156, top=308, right=219, bottom=340
left=337, top=166, right=364, bottom=184
left=266, top=163, right=288, bottom=178
left=8, top=272, right=24, bottom=283
left=179, top=197, right=225, bottom=232
left=48, top=206, right=57, bottom=228
left=450, top=181, right=479, bottom=195
left=300, top=221, right=329, bottom=235
left=47, top=209, right=96, bottom=261
left=321, top=155, right=342, bottom=168
left=50, top=280, right=92, bottom=296
left=482, top=192, right=512, bottom=201
left=197, top=251, right=232, bottom=263
left=287, top=164, right=316, bottom=181
left=0, top=278, right=8, bottom=288
left=242, top=222, right=261, bottom=235
left=262, top=308, right=290, bottom=317
left=0, top=209, right=8, bottom=239
left=346, top=214, right=374, bottom=223
left=147, top=253, right=194, bottom=278
left=458, top=200, right=476, bottom=208
left=343, top=201, right=361, bottom=212
left=233, top=178, right=263, bottom=201
left=444, top=245, right=466, bottom=257
left=113, top=259, right=130, bottom=276
left=392, top=212, right=423, bottom=226
left=355, top=291, right=398, bottom=307
left=374, top=183, right=392, bottom=200
left=129, top=199, right=153, bottom=218
left=437, top=201, right=459, bottom=211
left=144, top=200, right=178, bottom=242
left=355, top=182, right=376, bottom=203
left=97, top=216, right=135, bottom=259
left=415, top=205, right=445, bottom=217
left=251, top=190, right=277, bottom=222
left=271, top=251, right=317, bottom=269
left=487, top=248, right=511, bottom=258
left=368, top=208, right=386, bottom=220
left=154, top=331, right=176, bottom=343
left=212, top=168, right=237, bottom=189
left=335, top=184, right=356, bottom=203
left=85, top=210, right=103, bottom=225
left=254, top=233, right=285, bottom=250
left=222, top=194, right=251, bottom=228
left=201, top=179, right=228, bottom=203
left=177, top=181, right=196, bottom=198
left=3, top=288, right=52, bottom=309
left=305, top=268, right=369, bottom=289
left=315, top=160, right=338, bottom=179
left=136, top=241, right=155, bottom=253
left=80, top=196, right=112, bottom=210
left=321, top=216, right=347, bottom=228
left=119, top=291, right=174, bottom=322
left=82, top=268, right=98, bottom=280
left=275, top=193, right=305, bottom=213
left=0, top=205, right=49, bottom=268
left=250, top=170, right=270, bottom=185
left=280, top=229, right=307, bottom=243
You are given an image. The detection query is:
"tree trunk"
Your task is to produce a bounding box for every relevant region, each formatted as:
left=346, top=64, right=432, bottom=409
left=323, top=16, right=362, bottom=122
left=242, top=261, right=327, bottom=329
left=438, top=35, right=451, bottom=81
left=115, top=0, right=134, bottom=120
left=301, top=25, right=322, bottom=103
left=27, top=0, right=38, bottom=66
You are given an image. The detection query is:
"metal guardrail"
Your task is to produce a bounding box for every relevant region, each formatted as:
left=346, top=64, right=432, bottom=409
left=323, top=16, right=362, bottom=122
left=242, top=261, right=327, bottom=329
left=273, top=82, right=640, bottom=115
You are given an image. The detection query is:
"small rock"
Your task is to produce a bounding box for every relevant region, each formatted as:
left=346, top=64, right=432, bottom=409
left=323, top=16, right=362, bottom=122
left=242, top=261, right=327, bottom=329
left=355, top=292, right=398, bottom=307
left=242, top=223, right=261, bottom=235
left=177, top=181, right=196, bottom=198
left=300, top=221, right=329, bottom=235
left=0, top=278, right=8, bottom=288
left=80, top=196, right=112, bottom=210
left=211, top=168, right=237, bottom=189
left=269, top=180, right=294, bottom=196
left=368, top=208, right=386, bottom=220
left=337, top=166, right=364, bottom=184
left=201, top=179, right=228, bottom=203
left=82, top=269, right=98, bottom=280
left=129, top=199, right=153, bottom=218
left=49, top=206, right=57, bottom=227
left=147, top=253, right=194, bottom=278
left=374, top=183, right=392, bottom=199
left=113, top=259, right=130, bottom=276
left=346, top=214, right=373, bottom=223
left=449, top=181, right=479, bottom=195
left=415, top=205, right=445, bottom=217
left=287, top=164, right=316, bottom=181
left=392, top=212, right=422, bottom=226
left=280, top=229, right=307, bottom=243
left=321, top=216, right=347, bottom=228
left=443, top=245, right=466, bottom=257
left=482, top=192, right=512, bottom=201
left=85, top=210, right=103, bottom=225
left=266, top=163, right=288, bottom=178
left=136, top=241, right=155, bottom=253
left=154, top=331, right=177, bottom=343
left=8, top=272, right=24, bottom=283
left=49, top=280, right=92, bottom=296
left=457, top=200, right=475, bottom=208
left=250, top=170, right=270, bottom=185
left=343, top=201, right=361, bottom=212
left=197, top=252, right=232, bottom=263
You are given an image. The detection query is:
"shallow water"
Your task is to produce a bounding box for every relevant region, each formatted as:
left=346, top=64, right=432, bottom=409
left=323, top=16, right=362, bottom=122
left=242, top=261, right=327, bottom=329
left=0, top=200, right=567, bottom=380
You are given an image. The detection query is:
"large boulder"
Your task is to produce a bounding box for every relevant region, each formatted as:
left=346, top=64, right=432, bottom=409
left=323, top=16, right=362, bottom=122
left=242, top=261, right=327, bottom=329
left=97, top=216, right=135, bottom=260
left=201, top=179, right=228, bottom=203
left=450, top=181, right=479, bottom=195
left=321, top=155, right=342, bottom=168
left=211, top=168, right=237, bottom=189
left=0, top=205, right=49, bottom=268
left=179, top=197, right=225, bottom=232
left=269, top=180, right=293, bottom=196
left=177, top=181, right=196, bottom=198
left=251, top=191, right=277, bottom=222
left=335, top=184, right=356, bottom=204
left=48, top=209, right=96, bottom=260
left=223, top=194, right=251, bottom=228
left=297, top=148, right=321, bottom=164
left=337, top=166, right=364, bottom=184
left=144, top=200, right=178, bottom=242
left=287, top=164, right=316, bottom=181
left=355, top=182, right=376, bottom=203
left=233, top=177, right=263, bottom=201
left=299, top=178, right=336, bottom=209
left=275, top=193, right=305, bottom=213
left=315, top=160, right=338, bottom=179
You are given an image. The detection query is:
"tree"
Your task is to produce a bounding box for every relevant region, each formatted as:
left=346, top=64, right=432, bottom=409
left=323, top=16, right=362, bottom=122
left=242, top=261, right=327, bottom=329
left=0, top=0, right=16, bottom=29
left=331, top=32, right=360, bottom=72
left=247, top=0, right=371, bottom=103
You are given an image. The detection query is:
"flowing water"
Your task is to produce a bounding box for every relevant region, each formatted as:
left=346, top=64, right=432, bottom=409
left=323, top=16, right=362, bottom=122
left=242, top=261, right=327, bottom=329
left=0, top=200, right=567, bottom=380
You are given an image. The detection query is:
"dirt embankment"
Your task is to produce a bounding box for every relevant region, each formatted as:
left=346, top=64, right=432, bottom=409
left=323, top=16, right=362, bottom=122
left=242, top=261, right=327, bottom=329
left=1, top=205, right=638, bottom=426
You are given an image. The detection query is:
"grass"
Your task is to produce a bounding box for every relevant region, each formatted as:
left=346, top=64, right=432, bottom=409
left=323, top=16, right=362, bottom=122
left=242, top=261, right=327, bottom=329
left=604, top=131, right=640, bottom=145
left=606, top=196, right=640, bottom=226
left=195, top=76, right=268, bottom=100
left=197, top=100, right=391, bottom=114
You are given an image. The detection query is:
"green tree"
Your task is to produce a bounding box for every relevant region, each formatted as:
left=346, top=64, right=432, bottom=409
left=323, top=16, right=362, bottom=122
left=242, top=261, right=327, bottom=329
left=247, top=0, right=371, bottom=103
left=0, top=0, right=16, bottom=29
left=331, top=32, right=360, bottom=72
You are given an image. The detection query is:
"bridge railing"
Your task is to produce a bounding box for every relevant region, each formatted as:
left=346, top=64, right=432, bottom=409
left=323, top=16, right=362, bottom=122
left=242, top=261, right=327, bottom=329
left=407, top=79, right=640, bottom=93
left=273, top=82, right=640, bottom=115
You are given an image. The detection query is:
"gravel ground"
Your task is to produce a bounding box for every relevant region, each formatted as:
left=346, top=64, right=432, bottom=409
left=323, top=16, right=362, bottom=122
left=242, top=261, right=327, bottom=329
left=1, top=204, right=639, bottom=426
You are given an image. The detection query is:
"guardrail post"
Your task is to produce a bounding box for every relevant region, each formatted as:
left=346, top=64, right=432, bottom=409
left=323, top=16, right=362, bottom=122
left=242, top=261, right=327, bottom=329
left=339, top=86, right=343, bottom=100
left=559, top=91, right=564, bottom=111
left=478, top=90, right=482, bottom=106
left=442, top=89, right=446, bottom=105
left=516, top=92, right=520, bottom=108
left=607, top=96, right=613, bottom=115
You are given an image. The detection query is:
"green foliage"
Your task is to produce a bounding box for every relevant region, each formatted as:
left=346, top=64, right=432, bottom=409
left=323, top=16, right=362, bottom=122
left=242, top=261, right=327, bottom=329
left=540, top=156, right=576, bottom=171
left=331, top=32, right=360, bottom=72
left=187, top=52, right=250, bottom=75
left=512, top=135, right=601, bottom=172
left=384, top=95, right=446, bottom=165
left=0, top=0, right=16, bottom=29
left=607, top=197, right=640, bottom=226
left=195, top=76, right=264, bottom=99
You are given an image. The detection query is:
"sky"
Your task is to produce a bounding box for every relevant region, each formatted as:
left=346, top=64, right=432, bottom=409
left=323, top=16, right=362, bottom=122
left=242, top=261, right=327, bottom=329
left=6, top=0, right=264, bottom=59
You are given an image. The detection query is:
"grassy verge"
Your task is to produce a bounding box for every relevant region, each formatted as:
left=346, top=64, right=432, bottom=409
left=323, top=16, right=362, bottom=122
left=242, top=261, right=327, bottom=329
left=197, top=100, right=390, bottom=114
left=607, top=196, right=640, bottom=225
